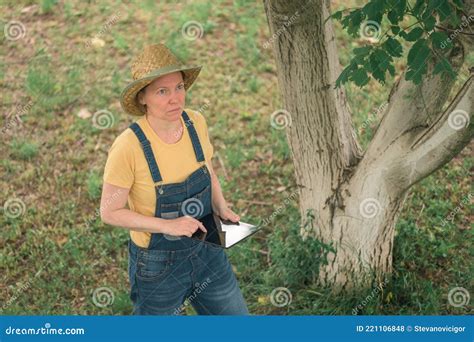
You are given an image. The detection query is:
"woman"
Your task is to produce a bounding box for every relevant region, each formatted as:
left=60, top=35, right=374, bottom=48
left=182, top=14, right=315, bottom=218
left=100, top=44, right=249, bottom=315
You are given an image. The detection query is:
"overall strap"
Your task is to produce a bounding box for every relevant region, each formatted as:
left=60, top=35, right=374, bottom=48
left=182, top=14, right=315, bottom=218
left=129, top=122, right=163, bottom=184
left=182, top=111, right=205, bottom=163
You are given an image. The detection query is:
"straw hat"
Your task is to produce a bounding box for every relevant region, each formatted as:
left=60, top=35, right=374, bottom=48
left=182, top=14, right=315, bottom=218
left=120, top=44, right=202, bottom=116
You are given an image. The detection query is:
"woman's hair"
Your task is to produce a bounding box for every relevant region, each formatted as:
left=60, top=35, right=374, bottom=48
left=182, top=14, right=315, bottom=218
left=135, top=71, right=186, bottom=113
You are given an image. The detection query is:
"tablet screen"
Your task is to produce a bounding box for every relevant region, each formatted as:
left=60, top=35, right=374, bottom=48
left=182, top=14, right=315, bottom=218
left=192, top=213, right=261, bottom=248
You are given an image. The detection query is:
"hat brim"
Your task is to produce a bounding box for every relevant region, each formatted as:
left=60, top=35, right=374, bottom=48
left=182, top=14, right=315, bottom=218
left=120, top=64, right=202, bottom=116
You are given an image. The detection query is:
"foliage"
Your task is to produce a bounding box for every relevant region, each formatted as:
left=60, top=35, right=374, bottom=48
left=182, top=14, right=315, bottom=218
left=331, top=0, right=465, bottom=87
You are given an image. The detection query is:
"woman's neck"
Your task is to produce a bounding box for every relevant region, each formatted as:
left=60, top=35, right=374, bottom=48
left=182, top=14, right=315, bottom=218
left=146, top=113, right=182, bottom=132
left=145, top=113, right=184, bottom=144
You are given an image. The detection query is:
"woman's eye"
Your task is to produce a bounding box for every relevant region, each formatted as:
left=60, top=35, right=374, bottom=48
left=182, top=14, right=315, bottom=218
left=177, top=84, right=185, bottom=90
left=158, top=89, right=168, bottom=96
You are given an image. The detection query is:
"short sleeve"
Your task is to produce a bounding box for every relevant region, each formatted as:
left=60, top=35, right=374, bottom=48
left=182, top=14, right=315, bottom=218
left=103, top=132, right=135, bottom=189
left=197, top=112, right=214, bottom=163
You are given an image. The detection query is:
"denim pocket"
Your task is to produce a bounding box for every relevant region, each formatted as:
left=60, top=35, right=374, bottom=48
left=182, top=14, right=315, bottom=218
left=136, top=249, right=172, bottom=281
left=161, top=184, right=211, bottom=219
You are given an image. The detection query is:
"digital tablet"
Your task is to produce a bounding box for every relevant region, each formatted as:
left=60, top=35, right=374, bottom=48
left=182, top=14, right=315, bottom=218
left=192, top=213, right=261, bottom=249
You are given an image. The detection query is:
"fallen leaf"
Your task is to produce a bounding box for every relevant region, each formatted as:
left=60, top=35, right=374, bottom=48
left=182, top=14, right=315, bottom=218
left=91, top=37, right=105, bottom=48
left=77, top=107, right=92, bottom=119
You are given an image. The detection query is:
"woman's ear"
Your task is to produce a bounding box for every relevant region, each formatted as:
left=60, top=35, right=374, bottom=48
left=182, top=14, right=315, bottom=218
left=137, top=88, right=146, bottom=105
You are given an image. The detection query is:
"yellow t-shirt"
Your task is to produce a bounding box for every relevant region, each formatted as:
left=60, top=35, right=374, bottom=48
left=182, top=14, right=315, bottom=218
left=102, top=109, right=214, bottom=248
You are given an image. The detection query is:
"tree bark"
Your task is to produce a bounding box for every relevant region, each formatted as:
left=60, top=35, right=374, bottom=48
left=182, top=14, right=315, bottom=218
left=264, top=0, right=473, bottom=290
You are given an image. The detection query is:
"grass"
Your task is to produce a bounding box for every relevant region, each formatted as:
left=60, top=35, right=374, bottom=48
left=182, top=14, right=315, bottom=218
left=1, top=0, right=472, bottom=316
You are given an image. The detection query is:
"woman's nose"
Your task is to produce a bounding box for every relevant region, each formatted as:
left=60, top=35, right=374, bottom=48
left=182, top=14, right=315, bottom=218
left=169, top=91, right=181, bottom=103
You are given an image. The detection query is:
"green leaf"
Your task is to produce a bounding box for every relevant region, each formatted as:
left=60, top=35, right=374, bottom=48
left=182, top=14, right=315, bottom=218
left=335, top=62, right=357, bottom=88
left=387, top=0, right=406, bottom=24
left=423, top=15, right=436, bottom=31
left=403, top=27, right=424, bottom=41
left=436, top=2, right=452, bottom=21
left=354, top=46, right=372, bottom=55
left=406, top=38, right=430, bottom=84
left=430, top=31, right=450, bottom=49
left=353, top=46, right=372, bottom=64
left=341, top=9, right=366, bottom=37
left=452, top=0, right=464, bottom=9
left=387, top=63, right=395, bottom=76
left=384, top=37, right=403, bottom=57
left=329, top=10, right=343, bottom=21
left=433, top=57, right=455, bottom=79
left=369, top=48, right=391, bottom=83
left=362, top=0, right=385, bottom=22
left=351, top=67, right=370, bottom=87
left=412, top=0, right=426, bottom=17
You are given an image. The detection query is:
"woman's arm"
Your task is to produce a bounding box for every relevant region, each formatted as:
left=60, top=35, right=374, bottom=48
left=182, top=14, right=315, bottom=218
left=208, top=163, right=240, bottom=222
left=100, top=182, right=167, bottom=233
left=100, top=182, right=206, bottom=236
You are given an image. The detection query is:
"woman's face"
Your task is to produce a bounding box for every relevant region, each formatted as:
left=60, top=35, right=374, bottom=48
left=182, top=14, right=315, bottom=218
left=139, top=71, right=186, bottom=122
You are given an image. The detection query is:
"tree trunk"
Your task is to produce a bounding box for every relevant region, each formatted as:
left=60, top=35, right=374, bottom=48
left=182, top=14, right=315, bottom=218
left=264, top=0, right=473, bottom=290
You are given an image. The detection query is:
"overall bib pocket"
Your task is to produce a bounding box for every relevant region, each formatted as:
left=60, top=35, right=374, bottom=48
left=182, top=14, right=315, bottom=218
left=161, top=184, right=211, bottom=218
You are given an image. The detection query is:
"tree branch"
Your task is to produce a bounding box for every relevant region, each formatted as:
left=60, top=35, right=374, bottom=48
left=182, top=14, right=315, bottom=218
left=404, top=75, right=473, bottom=187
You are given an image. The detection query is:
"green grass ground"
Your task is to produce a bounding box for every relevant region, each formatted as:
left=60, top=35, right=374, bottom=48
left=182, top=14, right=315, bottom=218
left=1, top=0, right=472, bottom=315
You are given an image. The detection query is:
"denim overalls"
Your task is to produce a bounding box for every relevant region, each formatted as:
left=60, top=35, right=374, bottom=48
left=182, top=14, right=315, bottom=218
left=127, top=111, right=249, bottom=315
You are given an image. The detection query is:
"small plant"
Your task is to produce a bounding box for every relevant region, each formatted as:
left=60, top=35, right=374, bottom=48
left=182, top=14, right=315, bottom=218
left=10, top=140, right=39, bottom=161
left=87, top=171, right=102, bottom=200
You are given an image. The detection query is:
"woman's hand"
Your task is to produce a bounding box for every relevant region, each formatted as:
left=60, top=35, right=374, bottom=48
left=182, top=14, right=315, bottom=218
left=161, top=216, right=207, bottom=237
left=213, top=202, right=240, bottom=223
